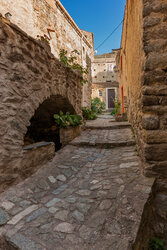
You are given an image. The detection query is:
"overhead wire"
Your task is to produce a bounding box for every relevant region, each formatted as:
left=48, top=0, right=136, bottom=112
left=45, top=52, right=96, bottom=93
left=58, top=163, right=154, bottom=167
left=95, top=20, right=124, bottom=51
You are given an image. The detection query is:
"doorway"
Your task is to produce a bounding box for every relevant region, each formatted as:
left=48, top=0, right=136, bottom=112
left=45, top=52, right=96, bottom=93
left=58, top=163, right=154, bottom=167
left=107, top=88, right=115, bottom=109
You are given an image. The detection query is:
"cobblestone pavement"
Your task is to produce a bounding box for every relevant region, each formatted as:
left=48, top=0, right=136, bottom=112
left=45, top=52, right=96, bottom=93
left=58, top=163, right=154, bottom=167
left=0, top=118, right=154, bottom=250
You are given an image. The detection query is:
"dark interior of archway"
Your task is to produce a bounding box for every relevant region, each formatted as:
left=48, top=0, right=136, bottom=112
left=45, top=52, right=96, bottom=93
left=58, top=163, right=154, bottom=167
left=24, top=95, right=75, bottom=151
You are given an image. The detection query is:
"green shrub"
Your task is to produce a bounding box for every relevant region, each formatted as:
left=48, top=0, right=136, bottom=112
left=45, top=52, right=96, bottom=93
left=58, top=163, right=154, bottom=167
left=54, top=111, right=82, bottom=128
left=82, top=107, right=97, bottom=120
left=111, top=98, right=121, bottom=116
left=149, top=237, right=166, bottom=250
left=59, top=49, right=88, bottom=85
left=91, top=97, right=105, bottom=114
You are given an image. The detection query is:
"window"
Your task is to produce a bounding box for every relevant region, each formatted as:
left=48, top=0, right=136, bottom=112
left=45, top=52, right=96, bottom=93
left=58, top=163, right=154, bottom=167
left=99, top=90, right=103, bottom=97
left=107, top=63, right=113, bottom=72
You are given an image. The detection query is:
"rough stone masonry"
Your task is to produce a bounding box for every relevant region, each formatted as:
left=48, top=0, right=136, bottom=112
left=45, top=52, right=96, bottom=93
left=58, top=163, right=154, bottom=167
left=0, top=16, right=83, bottom=192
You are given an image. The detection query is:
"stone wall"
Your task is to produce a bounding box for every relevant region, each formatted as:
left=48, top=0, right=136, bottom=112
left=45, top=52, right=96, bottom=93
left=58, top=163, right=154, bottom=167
left=141, top=0, right=167, bottom=176
left=120, top=0, right=167, bottom=177
left=0, top=0, right=94, bottom=107
left=0, top=17, right=82, bottom=191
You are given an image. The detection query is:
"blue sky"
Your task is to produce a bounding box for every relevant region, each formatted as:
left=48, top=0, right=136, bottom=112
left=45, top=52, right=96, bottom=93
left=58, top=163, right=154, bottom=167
left=60, top=0, right=126, bottom=55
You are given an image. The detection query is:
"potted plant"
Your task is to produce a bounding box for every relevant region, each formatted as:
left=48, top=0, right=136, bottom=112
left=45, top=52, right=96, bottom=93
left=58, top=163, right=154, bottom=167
left=53, top=111, right=82, bottom=145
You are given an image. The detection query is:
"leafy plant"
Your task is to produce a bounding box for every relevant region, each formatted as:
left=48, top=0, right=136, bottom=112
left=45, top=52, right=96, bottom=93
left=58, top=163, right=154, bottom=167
left=82, top=107, right=97, bottom=120
left=91, top=97, right=105, bottom=114
left=59, top=49, right=88, bottom=85
left=54, top=111, right=82, bottom=128
left=111, top=98, right=121, bottom=116
left=149, top=237, right=166, bottom=250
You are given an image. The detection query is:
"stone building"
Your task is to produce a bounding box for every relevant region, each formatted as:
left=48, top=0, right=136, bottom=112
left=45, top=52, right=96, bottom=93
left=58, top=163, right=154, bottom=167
left=91, top=52, right=119, bottom=111
left=0, top=0, right=94, bottom=107
left=119, top=0, right=167, bottom=177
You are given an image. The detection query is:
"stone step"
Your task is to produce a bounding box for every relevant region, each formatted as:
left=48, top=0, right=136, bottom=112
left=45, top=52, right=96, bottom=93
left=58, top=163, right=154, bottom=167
left=70, top=128, right=135, bottom=148
left=85, top=119, right=131, bottom=130
left=70, top=140, right=136, bottom=148
left=85, top=123, right=131, bottom=130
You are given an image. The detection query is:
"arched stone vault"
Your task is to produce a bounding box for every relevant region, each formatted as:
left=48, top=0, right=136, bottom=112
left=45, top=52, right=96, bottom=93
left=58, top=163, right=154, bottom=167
left=0, top=18, right=82, bottom=186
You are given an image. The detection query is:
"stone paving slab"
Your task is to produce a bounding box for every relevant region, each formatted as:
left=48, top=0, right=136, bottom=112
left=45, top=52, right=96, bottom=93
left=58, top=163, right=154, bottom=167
left=71, top=128, right=135, bottom=147
left=0, top=143, right=154, bottom=250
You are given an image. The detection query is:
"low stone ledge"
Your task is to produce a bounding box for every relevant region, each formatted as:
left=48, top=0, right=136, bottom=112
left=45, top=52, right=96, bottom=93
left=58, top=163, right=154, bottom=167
left=23, top=141, right=54, bottom=151
left=20, top=142, right=55, bottom=178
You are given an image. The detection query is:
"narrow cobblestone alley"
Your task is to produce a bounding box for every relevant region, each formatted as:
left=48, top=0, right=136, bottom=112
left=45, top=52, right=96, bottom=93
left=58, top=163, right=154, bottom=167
left=0, top=117, right=154, bottom=250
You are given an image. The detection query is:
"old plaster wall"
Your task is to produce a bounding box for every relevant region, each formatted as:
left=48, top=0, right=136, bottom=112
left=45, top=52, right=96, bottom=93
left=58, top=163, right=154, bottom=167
left=119, top=0, right=167, bottom=246
left=0, top=0, right=93, bottom=107
left=120, top=0, right=167, bottom=177
left=0, top=18, right=82, bottom=191
left=120, top=0, right=145, bottom=161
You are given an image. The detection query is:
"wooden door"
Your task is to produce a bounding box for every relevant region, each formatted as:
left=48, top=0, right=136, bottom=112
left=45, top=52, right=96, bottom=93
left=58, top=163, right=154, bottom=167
left=108, top=89, right=115, bottom=109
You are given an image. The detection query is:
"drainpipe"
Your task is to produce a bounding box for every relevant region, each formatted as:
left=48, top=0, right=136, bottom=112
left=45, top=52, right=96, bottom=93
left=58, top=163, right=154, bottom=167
left=121, top=85, right=124, bottom=113
left=81, top=34, right=84, bottom=107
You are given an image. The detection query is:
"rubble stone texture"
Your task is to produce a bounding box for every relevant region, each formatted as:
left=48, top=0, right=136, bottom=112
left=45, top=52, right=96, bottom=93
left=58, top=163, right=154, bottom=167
left=0, top=118, right=154, bottom=249
left=0, top=18, right=83, bottom=191
left=0, top=0, right=94, bottom=108
left=119, top=0, right=167, bottom=177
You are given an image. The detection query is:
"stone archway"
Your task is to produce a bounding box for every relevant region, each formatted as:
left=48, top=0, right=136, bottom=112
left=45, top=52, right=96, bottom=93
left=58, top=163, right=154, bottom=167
left=24, top=94, right=76, bottom=149
left=0, top=18, right=82, bottom=190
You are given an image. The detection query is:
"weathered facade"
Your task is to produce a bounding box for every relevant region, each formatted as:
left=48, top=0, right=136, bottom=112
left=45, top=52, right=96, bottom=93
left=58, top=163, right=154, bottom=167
left=92, top=52, right=119, bottom=110
left=119, top=0, right=167, bottom=177
left=0, top=17, right=83, bottom=191
left=0, top=0, right=94, bottom=107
